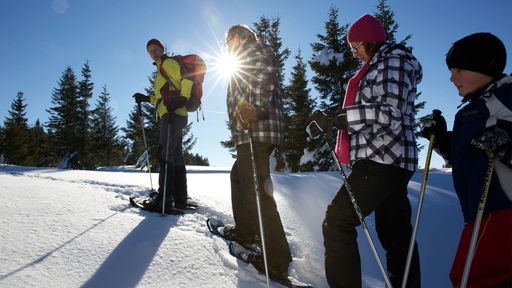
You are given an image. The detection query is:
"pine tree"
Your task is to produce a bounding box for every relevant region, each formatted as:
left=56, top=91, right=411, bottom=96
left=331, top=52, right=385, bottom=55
left=186, top=153, right=210, bottom=166
left=46, top=66, right=82, bottom=168
left=254, top=16, right=290, bottom=86
left=142, top=73, right=161, bottom=170
left=31, top=119, right=50, bottom=167
left=122, top=105, right=146, bottom=165
left=90, top=85, right=124, bottom=167
left=77, top=61, right=94, bottom=168
left=220, top=121, right=236, bottom=159
left=123, top=71, right=159, bottom=170
left=283, top=50, right=316, bottom=172
left=0, top=123, right=4, bottom=162
left=310, top=5, right=359, bottom=112
left=309, top=5, right=360, bottom=170
left=3, top=92, right=32, bottom=165
left=375, top=0, right=411, bottom=45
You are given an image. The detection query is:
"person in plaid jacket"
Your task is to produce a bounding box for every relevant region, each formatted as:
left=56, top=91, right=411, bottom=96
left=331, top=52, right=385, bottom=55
left=223, top=24, right=291, bottom=281
left=307, top=14, right=423, bottom=287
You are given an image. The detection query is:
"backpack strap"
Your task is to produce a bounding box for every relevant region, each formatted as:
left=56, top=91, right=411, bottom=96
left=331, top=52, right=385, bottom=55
left=158, top=56, right=180, bottom=92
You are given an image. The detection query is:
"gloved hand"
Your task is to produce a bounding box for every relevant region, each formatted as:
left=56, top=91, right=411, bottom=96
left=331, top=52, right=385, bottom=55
left=166, top=95, right=188, bottom=112
left=305, top=110, right=330, bottom=138
left=420, top=109, right=447, bottom=139
left=133, top=93, right=149, bottom=103
left=305, top=108, right=347, bottom=139
left=471, top=125, right=511, bottom=167
left=332, top=108, right=348, bottom=130
left=236, top=102, right=258, bottom=129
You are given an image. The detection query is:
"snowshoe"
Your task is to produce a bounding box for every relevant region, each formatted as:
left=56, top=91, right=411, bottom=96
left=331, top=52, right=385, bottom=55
left=206, top=218, right=261, bottom=250
left=206, top=218, right=234, bottom=241
left=129, top=196, right=183, bottom=215
left=228, top=241, right=262, bottom=262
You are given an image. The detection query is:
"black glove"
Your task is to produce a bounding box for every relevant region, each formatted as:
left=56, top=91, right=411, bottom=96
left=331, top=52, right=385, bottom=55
left=471, top=125, right=511, bottom=167
left=306, top=109, right=348, bottom=138
left=333, top=108, right=348, bottom=130
left=306, top=110, right=330, bottom=138
left=236, top=102, right=258, bottom=129
left=420, top=109, right=447, bottom=139
left=133, top=93, right=149, bottom=103
left=166, top=96, right=188, bottom=112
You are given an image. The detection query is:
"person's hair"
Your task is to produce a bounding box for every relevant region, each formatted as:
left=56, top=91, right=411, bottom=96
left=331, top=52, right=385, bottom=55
left=226, top=24, right=258, bottom=44
left=362, top=42, right=384, bottom=59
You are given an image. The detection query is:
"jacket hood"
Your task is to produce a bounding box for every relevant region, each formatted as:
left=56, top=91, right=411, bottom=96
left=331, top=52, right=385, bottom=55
left=371, top=43, right=423, bottom=84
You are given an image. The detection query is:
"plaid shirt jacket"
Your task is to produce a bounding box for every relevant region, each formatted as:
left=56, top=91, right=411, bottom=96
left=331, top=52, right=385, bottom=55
left=345, top=43, right=423, bottom=171
left=227, top=42, right=284, bottom=147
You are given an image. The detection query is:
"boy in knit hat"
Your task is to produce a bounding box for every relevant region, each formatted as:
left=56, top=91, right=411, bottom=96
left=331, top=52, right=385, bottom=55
left=307, top=13, right=422, bottom=287
left=420, top=32, right=511, bottom=287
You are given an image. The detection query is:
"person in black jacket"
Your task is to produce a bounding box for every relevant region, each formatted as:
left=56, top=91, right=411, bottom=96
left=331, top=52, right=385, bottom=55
left=420, top=32, right=511, bottom=287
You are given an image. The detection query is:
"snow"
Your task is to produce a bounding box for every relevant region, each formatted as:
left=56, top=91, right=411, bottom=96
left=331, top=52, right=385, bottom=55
left=0, top=164, right=463, bottom=288
left=311, top=48, right=345, bottom=67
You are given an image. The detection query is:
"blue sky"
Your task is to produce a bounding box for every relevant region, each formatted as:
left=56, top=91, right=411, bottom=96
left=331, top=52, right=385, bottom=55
left=1, top=0, right=511, bottom=168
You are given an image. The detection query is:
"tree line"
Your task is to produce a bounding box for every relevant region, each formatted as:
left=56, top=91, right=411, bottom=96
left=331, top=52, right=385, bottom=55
left=0, top=63, right=209, bottom=170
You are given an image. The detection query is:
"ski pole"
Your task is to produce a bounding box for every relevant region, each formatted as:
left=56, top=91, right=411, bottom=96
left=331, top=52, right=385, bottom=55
left=247, top=129, right=271, bottom=288
left=402, top=133, right=435, bottom=288
left=460, top=154, right=496, bottom=288
left=162, top=118, right=173, bottom=216
left=324, top=134, right=393, bottom=288
left=137, top=102, right=154, bottom=192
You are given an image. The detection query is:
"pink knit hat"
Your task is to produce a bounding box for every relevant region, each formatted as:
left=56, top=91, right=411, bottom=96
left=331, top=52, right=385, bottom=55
left=347, top=14, right=386, bottom=43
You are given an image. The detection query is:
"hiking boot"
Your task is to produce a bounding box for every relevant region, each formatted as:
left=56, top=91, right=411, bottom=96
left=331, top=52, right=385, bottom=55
left=141, top=197, right=160, bottom=211
left=148, top=191, right=158, bottom=199
left=246, top=253, right=289, bottom=281
left=222, top=226, right=260, bottom=250
left=217, top=224, right=236, bottom=240
left=141, top=197, right=173, bottom=213
left=269, top=269, right=289, bottom=282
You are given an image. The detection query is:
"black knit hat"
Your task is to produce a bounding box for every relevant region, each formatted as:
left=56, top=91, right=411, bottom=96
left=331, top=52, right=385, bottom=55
left=446, top=32, right=507, bottom=77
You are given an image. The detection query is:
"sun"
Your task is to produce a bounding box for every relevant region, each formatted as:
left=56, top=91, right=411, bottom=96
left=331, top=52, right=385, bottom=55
left=193, top=33, right=249, bottom=96
left=215, top=52, right=241, bottom=80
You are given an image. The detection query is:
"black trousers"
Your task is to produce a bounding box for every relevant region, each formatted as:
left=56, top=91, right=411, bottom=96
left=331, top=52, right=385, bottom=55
left=157, top=113, right=188, bottom=205
left=323, top=159, right=421, bottom=288
left=231, top=142, right=292, bottom=272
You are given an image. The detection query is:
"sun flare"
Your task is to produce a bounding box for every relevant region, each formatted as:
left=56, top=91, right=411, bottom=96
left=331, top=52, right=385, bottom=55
left=215, top=53, right=241, bottom=80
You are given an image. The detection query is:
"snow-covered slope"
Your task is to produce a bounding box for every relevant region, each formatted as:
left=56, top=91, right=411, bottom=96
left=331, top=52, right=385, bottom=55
left=0, top=164, right=462, bottom=287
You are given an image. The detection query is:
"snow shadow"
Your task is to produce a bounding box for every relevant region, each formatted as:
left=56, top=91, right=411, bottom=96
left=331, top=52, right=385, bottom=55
left=82, top=215, right=178, bottom=288
left=0, top=208, right=128, bottom=282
